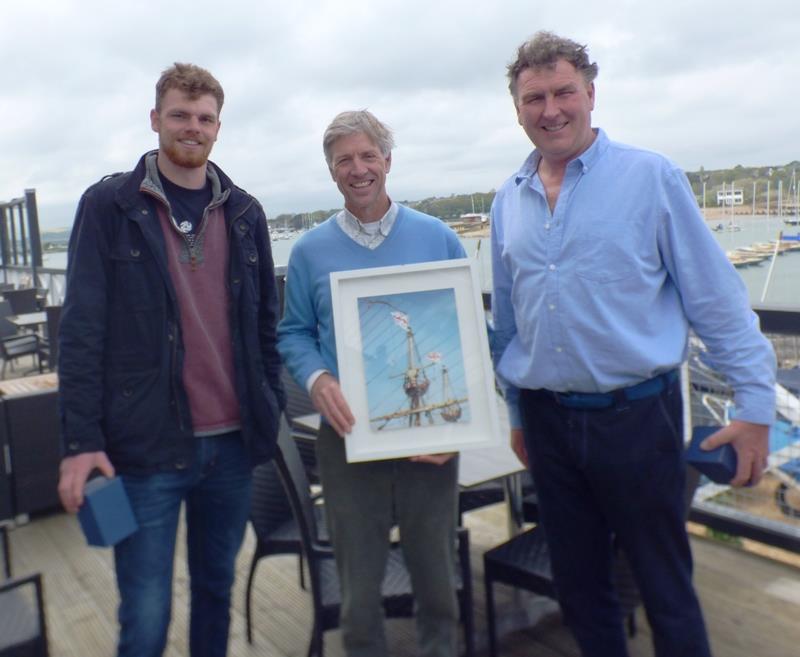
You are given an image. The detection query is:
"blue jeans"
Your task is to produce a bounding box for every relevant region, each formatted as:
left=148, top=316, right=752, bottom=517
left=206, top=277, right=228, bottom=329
left=114, top=432, right=252, bottom=657
left=520, top=381, right=712, bottom=657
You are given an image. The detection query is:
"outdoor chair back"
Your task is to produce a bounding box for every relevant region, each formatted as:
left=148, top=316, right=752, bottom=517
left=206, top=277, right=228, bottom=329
left=0, top=526, right=49, bottom=657
left=0, top=301, right=41, bottom=378
left=244, top=457, right=328, bottom=643
left=37, top=306, right=62, bottom=371
left=280, top=368, right=320, bottom=483
left=3, top=288, right=39, bottom=315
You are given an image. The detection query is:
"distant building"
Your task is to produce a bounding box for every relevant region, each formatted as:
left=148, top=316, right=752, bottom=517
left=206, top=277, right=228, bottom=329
left=716, top=187, right=744, bottom=206
left=458, top=212, right=488, bottom=224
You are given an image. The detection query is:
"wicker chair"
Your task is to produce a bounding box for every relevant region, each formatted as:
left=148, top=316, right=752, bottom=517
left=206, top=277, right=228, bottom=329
left=483, top=526, right=639, bottom=657
left=0, top=526, right=49, bottom=657
left=244, top=458, right=328, bottom=643
left=280, top=368, right=320, bottom=484
left=36, top=306, right=62, bottom=372
left=483, top=467, right=702, bottom=657
left=0, top=301, right=41, bottom=378
left=2, top=288, right=39, bottom=315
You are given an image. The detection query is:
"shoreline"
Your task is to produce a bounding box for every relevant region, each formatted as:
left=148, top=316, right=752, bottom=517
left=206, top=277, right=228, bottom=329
left=702, top=206, right=798, bottom=220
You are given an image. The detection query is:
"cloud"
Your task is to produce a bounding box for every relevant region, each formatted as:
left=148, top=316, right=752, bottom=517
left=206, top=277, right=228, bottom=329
left=2, top=0, right=798, bottom=228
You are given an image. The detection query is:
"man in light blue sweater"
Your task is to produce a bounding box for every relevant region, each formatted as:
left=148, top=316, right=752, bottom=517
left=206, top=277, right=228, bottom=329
left=277, top=110, right=465, bottom=657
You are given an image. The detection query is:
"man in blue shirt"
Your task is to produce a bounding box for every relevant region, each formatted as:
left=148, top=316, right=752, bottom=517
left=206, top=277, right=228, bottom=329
left=491, top=31, right=776, bottom=657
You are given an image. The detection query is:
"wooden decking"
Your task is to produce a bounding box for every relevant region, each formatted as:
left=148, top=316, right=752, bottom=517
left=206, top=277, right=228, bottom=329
left=5, top=502, right=800, bottom=657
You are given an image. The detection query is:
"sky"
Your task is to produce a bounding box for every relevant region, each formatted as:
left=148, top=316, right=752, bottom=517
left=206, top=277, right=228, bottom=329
left=2, top=0, right=799, bottom=230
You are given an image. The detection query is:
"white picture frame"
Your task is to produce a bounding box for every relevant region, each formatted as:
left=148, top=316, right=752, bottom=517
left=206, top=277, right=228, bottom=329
left=331, top=258, right=502, bottom=462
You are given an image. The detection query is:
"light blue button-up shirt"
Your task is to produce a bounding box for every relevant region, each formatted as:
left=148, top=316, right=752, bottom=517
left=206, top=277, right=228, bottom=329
left=491, top=129, right=776, bottom=428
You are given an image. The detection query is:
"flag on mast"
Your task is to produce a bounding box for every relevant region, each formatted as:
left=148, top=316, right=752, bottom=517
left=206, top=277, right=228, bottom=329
left=391, top=311, right=410, bottom=332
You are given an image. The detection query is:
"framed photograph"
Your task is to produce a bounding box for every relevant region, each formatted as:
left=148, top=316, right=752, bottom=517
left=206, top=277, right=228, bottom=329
left=331, top=259, right=502, bottom=462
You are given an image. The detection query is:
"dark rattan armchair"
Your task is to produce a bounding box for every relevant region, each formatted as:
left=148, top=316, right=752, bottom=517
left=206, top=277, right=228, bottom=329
left=244, top=457, right=328, bottom=643
left=0, top=301, right=41, bottom=379
left=0, top=525, right=49, bottom=657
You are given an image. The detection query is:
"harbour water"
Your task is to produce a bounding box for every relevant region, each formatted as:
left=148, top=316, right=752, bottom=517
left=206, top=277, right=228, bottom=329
left=703, top=214, right=800, bottom=307
left=42, top=213, right=799, bottom=308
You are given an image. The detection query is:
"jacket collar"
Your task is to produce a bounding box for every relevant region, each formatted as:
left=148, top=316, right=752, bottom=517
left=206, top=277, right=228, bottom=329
left=140, top=151, right=229, bottom=210
left=111, top=151, right=257, bottom=302
left=115, top=150, right=253, bottom=223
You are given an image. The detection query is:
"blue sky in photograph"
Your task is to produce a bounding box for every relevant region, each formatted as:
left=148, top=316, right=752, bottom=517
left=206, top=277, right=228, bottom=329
left=357, top=288, right=469, bottom=432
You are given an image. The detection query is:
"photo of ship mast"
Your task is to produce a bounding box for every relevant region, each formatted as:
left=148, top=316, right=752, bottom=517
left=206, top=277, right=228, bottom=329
left=357, top=288, right=470, bottom=433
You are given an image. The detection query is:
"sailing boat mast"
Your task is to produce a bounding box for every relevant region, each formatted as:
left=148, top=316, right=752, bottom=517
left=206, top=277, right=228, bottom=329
left=401, top=326, right=431, bottom=427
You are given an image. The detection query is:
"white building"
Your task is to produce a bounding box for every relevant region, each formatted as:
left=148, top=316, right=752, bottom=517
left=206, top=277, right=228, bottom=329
left=716, top=187, right=744, bottom=206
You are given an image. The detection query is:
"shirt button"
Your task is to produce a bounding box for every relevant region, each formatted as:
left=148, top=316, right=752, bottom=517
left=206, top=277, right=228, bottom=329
left=548, top=304, right=555, bottom=311
left=544, top=223, right=550, bottom=230
left=239, top=222, right=248, bottom=233
left=141, top=209, right=149, bottom=215
left=130, top=248, right=141, bottom=258
left=556, top=347, right=563, bottom=353
left=548, top=264, right=556, bottom=271
left=68, top=441, right=80, bottom=450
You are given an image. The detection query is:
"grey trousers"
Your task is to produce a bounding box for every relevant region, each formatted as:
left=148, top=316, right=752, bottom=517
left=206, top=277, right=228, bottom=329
left=316, top=423, right=460, bottom=657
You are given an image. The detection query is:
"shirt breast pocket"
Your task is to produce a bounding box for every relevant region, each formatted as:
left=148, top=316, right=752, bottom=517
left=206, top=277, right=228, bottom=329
left=574, top=230, right=639, bottom=284
left=109, top=244, right=164, bottom=311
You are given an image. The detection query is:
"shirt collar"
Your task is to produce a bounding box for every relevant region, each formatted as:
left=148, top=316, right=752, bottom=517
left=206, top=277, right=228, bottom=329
left=338, top=201, right=399, bottom=239
left=514, top=128, right=608, bottom=185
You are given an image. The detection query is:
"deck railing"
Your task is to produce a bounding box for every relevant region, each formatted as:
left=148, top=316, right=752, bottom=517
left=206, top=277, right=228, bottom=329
left=688, top=305, right=800, bottom=553
left=0, top=190, right=65, bottom=306
left=0, top=190, right=43, bottom=283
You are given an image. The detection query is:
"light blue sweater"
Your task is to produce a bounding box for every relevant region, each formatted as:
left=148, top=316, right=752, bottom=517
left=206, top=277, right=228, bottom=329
left=277, top=205, right=466, bottom=389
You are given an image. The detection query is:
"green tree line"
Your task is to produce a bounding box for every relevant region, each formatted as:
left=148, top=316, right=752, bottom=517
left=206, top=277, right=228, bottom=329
left=264, top=160, right=800, bottom=229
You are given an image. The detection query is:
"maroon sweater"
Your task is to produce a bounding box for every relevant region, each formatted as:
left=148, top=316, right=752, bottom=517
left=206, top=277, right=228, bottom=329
left=156, top=204, right=241, bottom=436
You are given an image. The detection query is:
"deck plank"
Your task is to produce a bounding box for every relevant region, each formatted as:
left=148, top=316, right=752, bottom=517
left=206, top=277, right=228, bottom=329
left=4, top=501, right=800, bottom=657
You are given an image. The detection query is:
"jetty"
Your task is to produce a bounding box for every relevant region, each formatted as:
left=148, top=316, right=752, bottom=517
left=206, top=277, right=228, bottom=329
left=727, top=237, right=800, bottom=268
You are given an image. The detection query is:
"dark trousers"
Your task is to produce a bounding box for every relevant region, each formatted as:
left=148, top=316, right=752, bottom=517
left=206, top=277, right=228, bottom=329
left=316, top=423, right=459, bottom=657
left=520, top=380, right=712, bottom=657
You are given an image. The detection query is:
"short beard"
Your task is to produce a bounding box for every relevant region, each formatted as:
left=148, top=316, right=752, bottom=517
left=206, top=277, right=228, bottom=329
left=160, top=140, right=212, bottom=170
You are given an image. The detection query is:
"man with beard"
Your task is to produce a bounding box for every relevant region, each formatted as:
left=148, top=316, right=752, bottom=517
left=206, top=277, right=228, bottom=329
left=57, top=63, right=284, bottom=657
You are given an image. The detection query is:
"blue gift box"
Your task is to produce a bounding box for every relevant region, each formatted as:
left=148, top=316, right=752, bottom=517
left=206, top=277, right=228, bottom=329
left=78, top=476, right=138, bottom=547
left=686, top=425, right=738, bottom=484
